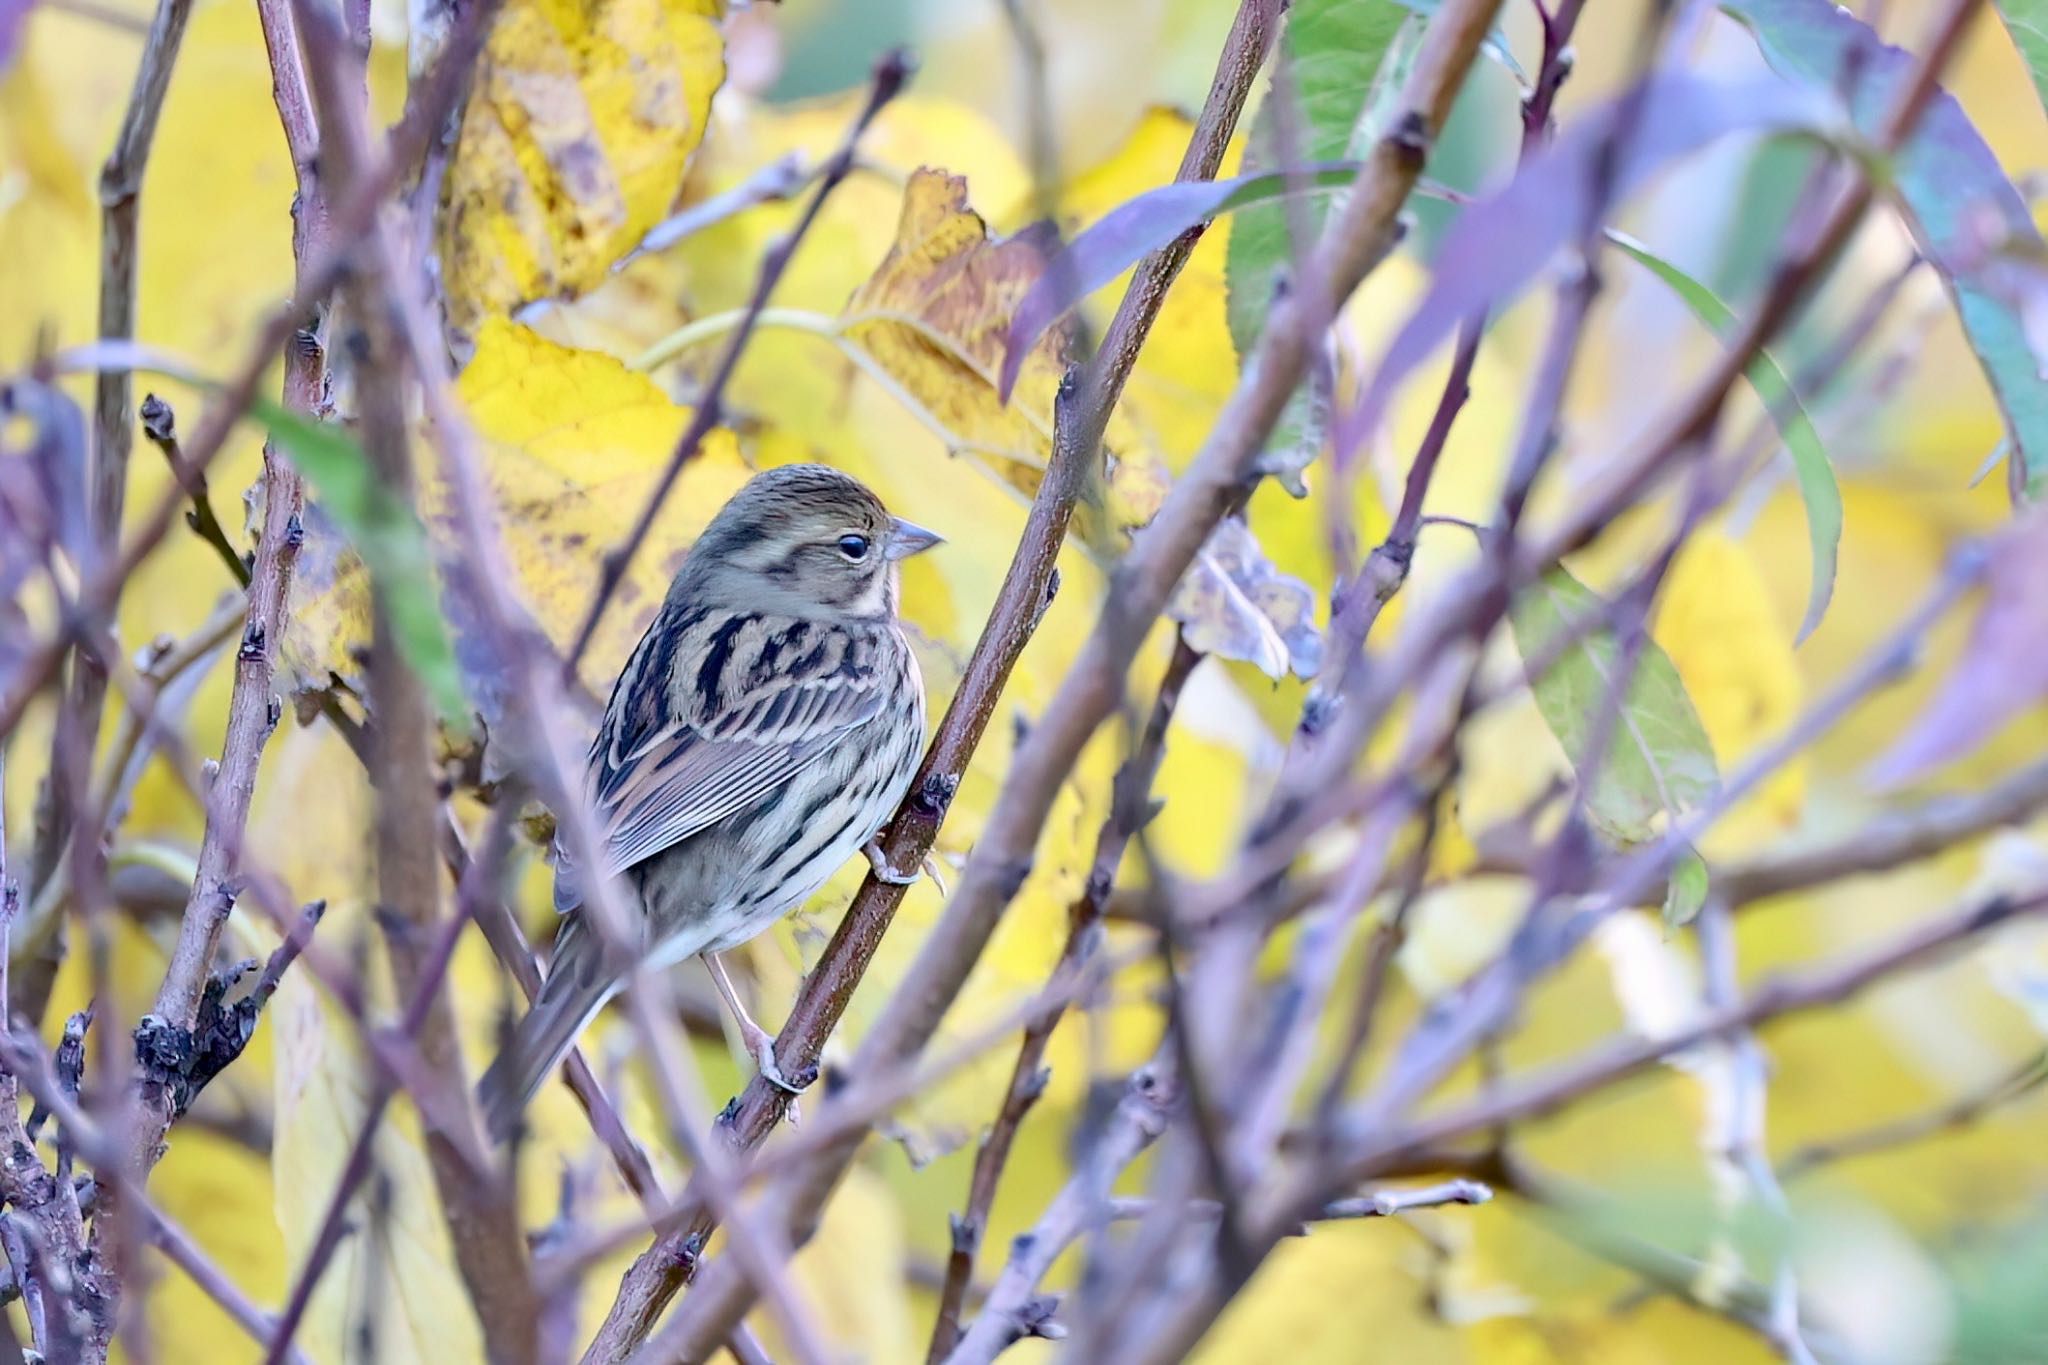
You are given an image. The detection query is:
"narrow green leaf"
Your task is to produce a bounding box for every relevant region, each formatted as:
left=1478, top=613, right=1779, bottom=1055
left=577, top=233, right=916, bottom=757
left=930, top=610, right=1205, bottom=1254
left=1390, top=0, right=1525, bottom=80
left=1225, top=0, right=1411, bottom=355
left=1722, top=0, right=2048, bottom=499
left=1606, top=230, right=1841, bottom=644
left=1223, top=0, right=1416, bottom=494
left=1994, top=0, right=2048, bottom=121
left=1971, top=437, right=2011, bottom=489
left=252, top=398, right=469, bottom=724
left=1663, top=848, right=1711, bottom=929
left=1508, top=566, right=1721, bottom=847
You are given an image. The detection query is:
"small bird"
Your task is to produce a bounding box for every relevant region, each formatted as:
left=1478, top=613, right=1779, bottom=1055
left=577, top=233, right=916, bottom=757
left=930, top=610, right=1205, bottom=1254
left=479, top=463, right=939, bottom=1141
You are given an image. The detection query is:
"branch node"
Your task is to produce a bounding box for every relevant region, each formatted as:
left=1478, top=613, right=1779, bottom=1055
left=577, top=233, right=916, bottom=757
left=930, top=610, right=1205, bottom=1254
left=914, top=772, right=959, bottom=819
left=139, top=393, right=175, bottom=444
left=870, top=45, right=917, bottom=101
left=1016, top=1293, right=1064, bottom=1341
left=1387, top=110, right=1432, bottom=168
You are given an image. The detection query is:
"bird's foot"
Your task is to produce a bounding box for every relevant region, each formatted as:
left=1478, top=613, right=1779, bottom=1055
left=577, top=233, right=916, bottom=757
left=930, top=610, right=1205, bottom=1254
left=865, top=839, right=950, bottom=896
left=864, top=839, right=920, bottom=886
left=742, top=1022, right=812, bottom=1101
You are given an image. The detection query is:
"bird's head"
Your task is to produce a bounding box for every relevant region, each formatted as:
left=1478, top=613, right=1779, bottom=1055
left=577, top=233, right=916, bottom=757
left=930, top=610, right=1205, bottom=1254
left=679, top=463, right=942, bottom=620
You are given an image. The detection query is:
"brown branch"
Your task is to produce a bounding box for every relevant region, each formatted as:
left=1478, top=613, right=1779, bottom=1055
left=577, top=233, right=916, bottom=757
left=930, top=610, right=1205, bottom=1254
left=1335, top=887, right=2048, bottom=1185
left=560, top=48, right=913, bottom=675
left=586, top=6, right=1287, bottom=1355
left=36, top=0, right=198, bottom=910
left=1720, top=758, right=2048, bottom=906
left=292, top=0, right=537, bottom=1351
left=926, top=634, right=1199, bottom=1361
left=131, top=0, right=331, bottom=1178
left=944, top=1059, right=1182, bottom=1364
left=1780, top=1048, right=2048, bottom=1177
left=138, top=393, right=249, bottom=587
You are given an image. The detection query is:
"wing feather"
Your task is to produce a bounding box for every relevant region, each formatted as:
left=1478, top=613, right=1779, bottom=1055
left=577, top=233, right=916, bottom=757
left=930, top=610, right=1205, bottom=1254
left=554, top=613, right=893, bottom=912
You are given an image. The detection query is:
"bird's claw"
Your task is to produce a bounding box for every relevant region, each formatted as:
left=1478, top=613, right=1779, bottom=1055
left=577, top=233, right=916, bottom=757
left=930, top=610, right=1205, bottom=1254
left=864, top=839, right=919, bottom=886
left=746, top=1028, right=812, bottom=1101
left=865, top=839, right=950, bottom=896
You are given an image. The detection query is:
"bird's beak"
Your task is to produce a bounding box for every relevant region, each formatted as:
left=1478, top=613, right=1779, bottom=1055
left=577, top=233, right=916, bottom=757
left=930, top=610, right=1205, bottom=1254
left=887, top=517, right=944, bottom=560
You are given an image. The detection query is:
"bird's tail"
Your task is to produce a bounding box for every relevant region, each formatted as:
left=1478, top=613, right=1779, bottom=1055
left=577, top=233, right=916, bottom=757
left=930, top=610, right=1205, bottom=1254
left=478, top=917, right=621, bottom=1143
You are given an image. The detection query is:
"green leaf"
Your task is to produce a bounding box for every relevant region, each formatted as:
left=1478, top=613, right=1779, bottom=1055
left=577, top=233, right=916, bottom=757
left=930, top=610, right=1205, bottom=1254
left=1721, top=0, right=2048, bottom=499
left=1508, top=565, right=1721, bottom=846
left=1662, top=848, right=1711, bottom=929
left=251, top=398, right=469, bottom=725
left=1223, top=0, right=1415, bottom=495
left=1226, top=0, right=1417, bottom=354
left=1994, top=0, right=2048, bottom=121
left=1606, top=230, right=1840, bottom=644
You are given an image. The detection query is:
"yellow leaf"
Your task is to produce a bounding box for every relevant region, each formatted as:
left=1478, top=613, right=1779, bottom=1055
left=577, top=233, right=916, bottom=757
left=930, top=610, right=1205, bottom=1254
left=283, top=319, right=752, bottom=707
left=456, top=318, right=753, bottom=686
left=748, top=1168, right=916, bottom=1360
left=1194, top=1219, right=1464, bottom=1361
left=248, top=728, right=486, bottom=1364
left=1651, top=531, right=1806, bottom=852
left=841, top=168, right=1170, bottom=534
left=438, top=0, right=726, bottom=342
left=1053, top=106, right=1242, bottom=470
left=841, top=169, right=1065, bottom=485
left=0, top=59, right=91, bottom=223
left=272, top=975, right=489, bottom=1363
left=147, top=1131, right=290, bottom=1363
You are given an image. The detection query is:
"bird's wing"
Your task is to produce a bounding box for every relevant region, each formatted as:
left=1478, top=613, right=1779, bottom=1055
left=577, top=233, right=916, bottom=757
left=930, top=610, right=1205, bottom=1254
left=553, top=616, right=892, bottom=913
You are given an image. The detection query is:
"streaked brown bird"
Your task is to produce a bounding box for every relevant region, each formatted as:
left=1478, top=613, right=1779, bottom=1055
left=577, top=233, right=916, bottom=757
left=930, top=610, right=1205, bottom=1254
left=479, top=463, right=939, bottom=1141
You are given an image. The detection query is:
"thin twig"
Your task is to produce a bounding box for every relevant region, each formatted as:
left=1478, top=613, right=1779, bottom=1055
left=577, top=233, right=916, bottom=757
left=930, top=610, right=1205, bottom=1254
left=1781, top=1049, right=2048, bottom=1177
left=297, top=0, right=538, bottom=1348
left=138, top=394, right=249, bottom=587
left=943, top=1059, right=1182, bottom=1365
left=1337, top=886, right=2048, bottom=1182
left=925, top=633, right=1199, bottom=1361
left=37, top=0, right=197, bottom=912
left=143, top=1203, right=313, bottom=1365
left=1720, top=759, right=2048, bottom=906
left=561, top=50, right=914, bottom=675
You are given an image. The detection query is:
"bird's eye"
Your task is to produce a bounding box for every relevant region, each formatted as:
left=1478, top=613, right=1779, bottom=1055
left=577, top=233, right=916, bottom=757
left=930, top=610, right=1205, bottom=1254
left=836, top=534, right=870, bottom=561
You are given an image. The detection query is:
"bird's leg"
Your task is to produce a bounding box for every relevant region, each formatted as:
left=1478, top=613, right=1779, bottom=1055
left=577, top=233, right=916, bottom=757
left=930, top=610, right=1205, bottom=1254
left=703, top=952, right=808, bottom=1097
